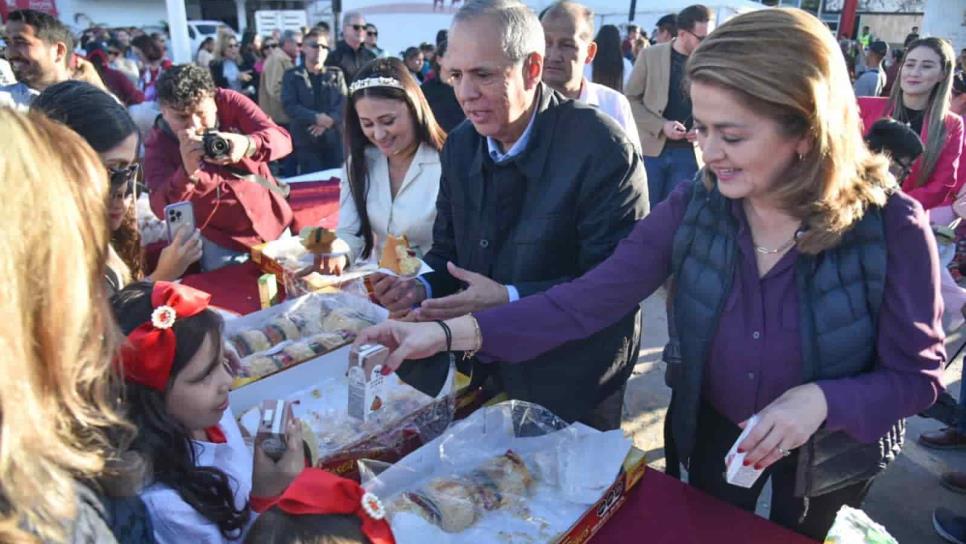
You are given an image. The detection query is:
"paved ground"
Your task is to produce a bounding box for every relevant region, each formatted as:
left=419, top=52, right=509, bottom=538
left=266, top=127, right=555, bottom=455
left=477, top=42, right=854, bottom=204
left=621, top=291, right=966, bottom=542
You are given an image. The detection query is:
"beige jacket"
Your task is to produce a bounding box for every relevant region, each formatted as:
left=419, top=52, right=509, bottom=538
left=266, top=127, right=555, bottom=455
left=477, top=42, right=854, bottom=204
left=624, top=41, right=700, bottom=161
left=258, top=48, right=294, bottom=124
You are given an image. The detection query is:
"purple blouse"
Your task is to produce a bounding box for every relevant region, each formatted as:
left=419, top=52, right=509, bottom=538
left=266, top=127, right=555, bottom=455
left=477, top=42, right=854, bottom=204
left=474, top=182, right=945, bottom=443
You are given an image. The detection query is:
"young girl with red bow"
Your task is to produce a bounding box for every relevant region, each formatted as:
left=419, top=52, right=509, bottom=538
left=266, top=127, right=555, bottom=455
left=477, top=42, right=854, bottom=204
left=112, top=281, right=305, bottom=543
left=245, top=468, right=396, bottom=544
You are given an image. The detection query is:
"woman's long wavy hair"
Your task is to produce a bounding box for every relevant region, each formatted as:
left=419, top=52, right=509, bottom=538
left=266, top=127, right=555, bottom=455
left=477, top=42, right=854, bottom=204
left=0, top=109, right=136, bottom=542
left=687, top=8, right=892, bottom=254
left=344, top=57, right=447, bottom=260
left=112, top=281, right=250, bottom=539
left=886, top=37, right=956, bottom=188
left=32, top=80, right=145, bottom=280
left=592, top=25, right=625, bottom=92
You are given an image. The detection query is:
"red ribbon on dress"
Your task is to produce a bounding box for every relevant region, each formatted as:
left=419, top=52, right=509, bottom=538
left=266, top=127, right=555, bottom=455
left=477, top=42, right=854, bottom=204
left=261, top=468, right=395, bottom=544
left=118, top=282, right=212, bottom=391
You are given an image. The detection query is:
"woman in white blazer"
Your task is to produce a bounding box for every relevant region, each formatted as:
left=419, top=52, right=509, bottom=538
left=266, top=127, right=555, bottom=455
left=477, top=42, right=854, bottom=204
left=337, top=57, right=447, bottom=266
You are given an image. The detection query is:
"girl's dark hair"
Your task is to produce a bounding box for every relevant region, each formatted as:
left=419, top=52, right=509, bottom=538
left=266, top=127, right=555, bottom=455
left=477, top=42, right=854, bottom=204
left=403, top=46, right=421, bottom=62
left=592, top=25, right=625, bottom=92
left=32, top=80, right=137, bottom=153
left=112, top=281, right=250, bottom=538
left=31, top=80, right=144, bottom=278
left=345, top=57, right=447, bottom=259
left=198, top=36, right=215, bottom=52
left=132, top=34, right=164, bottom=62
left=244, top=509, right=369, bottom=544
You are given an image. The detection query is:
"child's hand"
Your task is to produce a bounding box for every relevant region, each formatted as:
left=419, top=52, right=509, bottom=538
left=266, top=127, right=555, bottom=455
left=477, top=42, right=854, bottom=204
left=252, top=417, right=305, bottom=497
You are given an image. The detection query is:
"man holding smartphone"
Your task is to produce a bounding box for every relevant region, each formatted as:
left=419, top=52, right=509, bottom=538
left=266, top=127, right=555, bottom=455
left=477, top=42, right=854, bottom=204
left=144, top=64, right=294, bottom=271
left=624, top=4, right=710, bottom=208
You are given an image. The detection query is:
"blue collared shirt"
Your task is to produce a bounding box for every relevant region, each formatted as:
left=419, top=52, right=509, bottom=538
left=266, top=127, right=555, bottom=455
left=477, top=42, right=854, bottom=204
left=415, top=105, right=540, bottom=304
left=485, top=105, right=538, bottom=164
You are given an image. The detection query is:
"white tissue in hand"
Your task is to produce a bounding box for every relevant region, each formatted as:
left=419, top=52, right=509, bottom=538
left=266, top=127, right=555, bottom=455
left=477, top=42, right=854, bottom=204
left=557, top=430, right=631, bottom=504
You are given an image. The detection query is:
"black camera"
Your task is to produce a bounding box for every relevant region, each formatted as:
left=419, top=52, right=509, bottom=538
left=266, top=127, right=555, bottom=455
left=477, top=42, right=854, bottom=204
left=202, top=130, right=230, bottom=159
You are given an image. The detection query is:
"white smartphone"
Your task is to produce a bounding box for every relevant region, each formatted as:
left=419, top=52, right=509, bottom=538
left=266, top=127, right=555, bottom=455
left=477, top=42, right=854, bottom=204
left=164, top=201, right=196, bottom=241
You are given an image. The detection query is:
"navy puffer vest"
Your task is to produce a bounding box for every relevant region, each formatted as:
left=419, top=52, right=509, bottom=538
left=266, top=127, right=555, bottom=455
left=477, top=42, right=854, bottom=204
left=666, top=178, right=903, bottom=498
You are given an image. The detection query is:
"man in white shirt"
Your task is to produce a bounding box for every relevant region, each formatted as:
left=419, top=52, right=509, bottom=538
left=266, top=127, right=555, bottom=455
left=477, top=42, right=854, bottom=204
left=0, top=9, right=73, bottom=111
left=539, top=1, right=642, bottom=154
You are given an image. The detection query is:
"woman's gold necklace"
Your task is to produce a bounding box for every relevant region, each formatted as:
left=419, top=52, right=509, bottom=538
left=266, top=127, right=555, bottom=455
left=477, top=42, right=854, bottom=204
left=754, top=233, right=798, bottom=255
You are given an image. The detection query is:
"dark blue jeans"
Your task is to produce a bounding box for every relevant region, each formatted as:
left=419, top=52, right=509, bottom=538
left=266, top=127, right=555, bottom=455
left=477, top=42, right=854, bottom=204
left=644, top=144, right=699, bottom=209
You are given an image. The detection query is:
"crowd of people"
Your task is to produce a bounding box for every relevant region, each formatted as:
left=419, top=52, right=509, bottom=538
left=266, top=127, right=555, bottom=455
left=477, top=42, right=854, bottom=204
left=1, top=1, right=965, bottom=542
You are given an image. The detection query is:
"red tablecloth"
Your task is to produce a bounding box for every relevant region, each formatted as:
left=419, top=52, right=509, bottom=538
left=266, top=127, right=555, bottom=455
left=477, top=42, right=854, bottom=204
left=289, top=178, right=340, bottom=231
left=591, top=468, right=818, bottom=543
left=180, top=261, right=265, bottom=315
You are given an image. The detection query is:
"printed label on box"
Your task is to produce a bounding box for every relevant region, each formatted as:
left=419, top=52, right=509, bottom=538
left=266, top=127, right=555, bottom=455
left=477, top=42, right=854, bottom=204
left=724, top=414, right=764, bottom=488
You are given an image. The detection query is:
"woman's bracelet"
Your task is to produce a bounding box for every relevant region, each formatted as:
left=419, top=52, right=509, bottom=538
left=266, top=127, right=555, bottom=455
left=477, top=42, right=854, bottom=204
left=462, top=316, right=482, bottom=360
left=435, top=320, right=453, bottom=353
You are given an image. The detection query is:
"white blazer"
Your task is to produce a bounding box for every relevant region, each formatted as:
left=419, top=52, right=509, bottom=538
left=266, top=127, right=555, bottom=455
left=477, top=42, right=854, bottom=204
left=141, top=411, right=254, bottom=543
left=337, top=142, right=442, bottom=265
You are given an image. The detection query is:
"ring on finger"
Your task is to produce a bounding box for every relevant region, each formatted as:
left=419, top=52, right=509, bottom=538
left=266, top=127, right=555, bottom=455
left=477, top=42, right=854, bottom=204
left=777, top=446, right=792, bottom=458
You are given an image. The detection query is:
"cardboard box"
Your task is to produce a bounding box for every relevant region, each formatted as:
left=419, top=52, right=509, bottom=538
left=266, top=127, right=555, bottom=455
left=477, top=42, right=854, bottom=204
left=251, top=239, right=372, bottom=296
left=554, top=447, right=648, bottom=544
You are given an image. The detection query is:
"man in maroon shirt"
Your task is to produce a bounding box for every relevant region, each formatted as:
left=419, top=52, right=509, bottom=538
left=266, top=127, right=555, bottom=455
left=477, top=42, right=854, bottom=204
left=144, top=64, right=294, bottom=271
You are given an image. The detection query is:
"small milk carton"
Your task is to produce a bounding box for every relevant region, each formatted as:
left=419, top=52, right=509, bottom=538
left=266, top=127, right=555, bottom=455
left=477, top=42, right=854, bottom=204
left=348, top=344, right=388, bottom=421
left=724, top=414, right=765, bottom=488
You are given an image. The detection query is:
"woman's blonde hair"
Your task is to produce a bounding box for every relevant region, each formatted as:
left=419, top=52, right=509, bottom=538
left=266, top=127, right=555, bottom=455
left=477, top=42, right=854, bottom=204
left=0, top=109, right=133, bottom=542
left=215, top=30, right=238, bottom=60
left=687, top=8, right=892, bottom=254
left=886, top=37, right=956, bottom=188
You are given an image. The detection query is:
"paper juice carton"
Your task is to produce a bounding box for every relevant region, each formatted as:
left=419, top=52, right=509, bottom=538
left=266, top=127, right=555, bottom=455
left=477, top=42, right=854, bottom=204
left=348, top=344, right=388, bottom=421
left=724, top=414, right=764, bottom=488
left=257, top=399, right=293, bottom=459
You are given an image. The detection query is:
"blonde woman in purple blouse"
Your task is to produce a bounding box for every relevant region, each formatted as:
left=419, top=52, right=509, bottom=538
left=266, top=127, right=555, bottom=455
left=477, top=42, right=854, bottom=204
left=356, top=9, right=945, bottom=539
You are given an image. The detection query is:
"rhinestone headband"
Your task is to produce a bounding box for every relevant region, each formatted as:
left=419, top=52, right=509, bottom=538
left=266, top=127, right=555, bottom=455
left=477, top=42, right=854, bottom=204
left=349, top=76, right=405, bottom=95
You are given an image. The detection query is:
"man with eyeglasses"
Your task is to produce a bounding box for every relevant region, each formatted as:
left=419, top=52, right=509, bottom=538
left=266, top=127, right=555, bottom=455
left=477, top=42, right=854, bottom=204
left=625, top=4, right=710, bottom=208
left=282, top=29, right=346, bottom=173
left=364, top=23, right=386, bottom=58
left=371, top=0, right=647, bottom=431
left=325, top=11, right=376, bottom=83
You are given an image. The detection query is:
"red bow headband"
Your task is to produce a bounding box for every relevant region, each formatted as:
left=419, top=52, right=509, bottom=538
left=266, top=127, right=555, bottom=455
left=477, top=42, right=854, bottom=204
left=119, top=282, right=212, bottom=391
left=264, top=468, right=395, bottom=544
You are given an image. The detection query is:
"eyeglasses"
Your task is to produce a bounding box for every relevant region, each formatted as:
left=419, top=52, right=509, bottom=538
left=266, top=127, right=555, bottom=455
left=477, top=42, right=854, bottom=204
left=305, top=42, right=329, bottom=50
left=350, top=24, right=367, bottom=31
left=264, top=43, right=278, bottom=49
left=368, top=31, right=378, bottom=37
left=683, top=29, right=707, bottom=42
left=108, top=163, right=140, bottom=190
left=108, top=50, right=120, bottom=57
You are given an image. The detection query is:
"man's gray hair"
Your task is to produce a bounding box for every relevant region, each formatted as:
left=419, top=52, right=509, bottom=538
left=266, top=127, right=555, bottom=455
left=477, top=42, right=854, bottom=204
left=454, top=0, right=545, bottom=63
left=280, top=29, right=301, bottom=46
left=342, top=10, right=365, bottom=26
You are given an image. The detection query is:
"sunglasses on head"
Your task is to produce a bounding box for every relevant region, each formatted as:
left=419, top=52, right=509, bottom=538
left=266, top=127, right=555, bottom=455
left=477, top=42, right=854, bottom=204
left=351, top=24, right=367, bottom=31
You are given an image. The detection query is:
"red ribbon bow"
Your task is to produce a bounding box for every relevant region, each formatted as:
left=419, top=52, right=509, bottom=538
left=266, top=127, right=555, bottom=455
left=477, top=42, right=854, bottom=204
left=264, top=468, right=395, bottom=544
left=119, top=282, right=212, bottom=391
